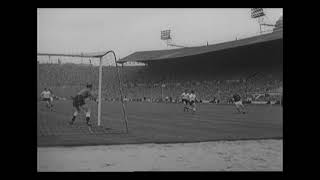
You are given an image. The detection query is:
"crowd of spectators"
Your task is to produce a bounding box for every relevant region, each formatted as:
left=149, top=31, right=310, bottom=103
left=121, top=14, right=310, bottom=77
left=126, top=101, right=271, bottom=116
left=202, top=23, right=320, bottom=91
left=120, top=78, right=282, bottom=104
left=38, top=63, right=282, bottom=104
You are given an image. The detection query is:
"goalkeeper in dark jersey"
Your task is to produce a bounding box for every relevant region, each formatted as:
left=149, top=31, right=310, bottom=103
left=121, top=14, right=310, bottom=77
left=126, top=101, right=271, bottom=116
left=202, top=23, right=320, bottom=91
left=69, top=83, right=97, bottom=127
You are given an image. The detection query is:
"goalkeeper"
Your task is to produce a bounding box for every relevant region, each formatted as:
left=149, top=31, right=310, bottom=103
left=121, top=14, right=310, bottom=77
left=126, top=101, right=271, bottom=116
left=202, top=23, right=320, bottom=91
left=69, top=83, right=97, bottom=127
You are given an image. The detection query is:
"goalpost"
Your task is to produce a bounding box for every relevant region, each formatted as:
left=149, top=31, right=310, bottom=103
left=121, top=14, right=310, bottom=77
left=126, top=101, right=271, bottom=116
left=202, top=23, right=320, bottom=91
left=37, top=50, right=129, bottom=133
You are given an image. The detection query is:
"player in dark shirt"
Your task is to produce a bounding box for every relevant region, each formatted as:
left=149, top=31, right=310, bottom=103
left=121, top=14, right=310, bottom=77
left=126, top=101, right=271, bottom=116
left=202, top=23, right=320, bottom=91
left=48, top=88, right=55, bottom=109
left=69, top=83, right=97, bottom=127
left=189, top=90, right=196, bottom=113
left=233, top=94, right=241, bottom=102
left=233, top=93, right=246, bottom=114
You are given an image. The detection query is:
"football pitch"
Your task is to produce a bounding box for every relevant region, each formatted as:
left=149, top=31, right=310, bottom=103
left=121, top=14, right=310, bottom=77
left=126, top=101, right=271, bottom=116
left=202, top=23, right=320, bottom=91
left=37, top=101, right=282, bottom=147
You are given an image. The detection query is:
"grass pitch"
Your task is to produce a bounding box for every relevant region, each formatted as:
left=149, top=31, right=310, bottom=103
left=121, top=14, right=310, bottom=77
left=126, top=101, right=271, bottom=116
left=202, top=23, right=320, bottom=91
left=38, top=100, right=282, bottom=147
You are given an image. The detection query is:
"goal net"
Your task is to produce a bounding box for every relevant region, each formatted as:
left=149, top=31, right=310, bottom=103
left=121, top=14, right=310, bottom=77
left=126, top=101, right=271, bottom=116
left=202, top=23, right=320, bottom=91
left=37, top=51, right=128, bottom=134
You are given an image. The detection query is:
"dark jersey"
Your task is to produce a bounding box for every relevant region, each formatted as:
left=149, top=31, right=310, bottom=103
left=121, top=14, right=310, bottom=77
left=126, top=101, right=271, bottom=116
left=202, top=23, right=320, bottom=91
left=73, top=88, right=95, bottom=109
left=77, top=88, right=93, bottom=99
left=233, top=94, right=241, bottom=102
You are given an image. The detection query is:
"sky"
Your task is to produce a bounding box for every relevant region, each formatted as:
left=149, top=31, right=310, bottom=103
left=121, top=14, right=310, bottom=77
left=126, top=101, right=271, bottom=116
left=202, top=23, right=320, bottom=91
left=37, top=8, right=283, bottom=65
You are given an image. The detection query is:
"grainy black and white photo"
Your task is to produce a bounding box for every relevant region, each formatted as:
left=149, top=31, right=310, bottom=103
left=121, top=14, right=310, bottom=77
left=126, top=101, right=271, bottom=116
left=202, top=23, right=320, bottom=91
left=37, top=8, right=283, bottom=171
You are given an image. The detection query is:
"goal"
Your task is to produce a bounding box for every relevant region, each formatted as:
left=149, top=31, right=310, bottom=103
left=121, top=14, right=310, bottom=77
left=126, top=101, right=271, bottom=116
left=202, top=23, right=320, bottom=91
left=37, top=50, right=129, bottom=133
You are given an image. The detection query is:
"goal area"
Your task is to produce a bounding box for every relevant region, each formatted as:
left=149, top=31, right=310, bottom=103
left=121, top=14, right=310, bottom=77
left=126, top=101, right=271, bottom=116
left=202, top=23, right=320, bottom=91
left=37, top=50, right=129, bottom=133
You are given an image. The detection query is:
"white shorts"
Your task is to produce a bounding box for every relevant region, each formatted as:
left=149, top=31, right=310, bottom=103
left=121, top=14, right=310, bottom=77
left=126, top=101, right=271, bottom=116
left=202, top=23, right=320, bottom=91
left=234, top=101, right=243, bottom=108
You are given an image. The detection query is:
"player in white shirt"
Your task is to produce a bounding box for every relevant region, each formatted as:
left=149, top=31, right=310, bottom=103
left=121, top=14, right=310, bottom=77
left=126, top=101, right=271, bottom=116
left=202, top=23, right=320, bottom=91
left=181, top=90, right=189, bottom=112
left=40, top=88, right=53, bottom=111
left=188, top=90, right=197, bottom=113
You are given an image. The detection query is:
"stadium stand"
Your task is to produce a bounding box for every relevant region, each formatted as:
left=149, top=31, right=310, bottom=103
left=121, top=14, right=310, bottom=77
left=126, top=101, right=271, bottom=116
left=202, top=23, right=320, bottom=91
left=38, top=30, right=282, bottom=104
